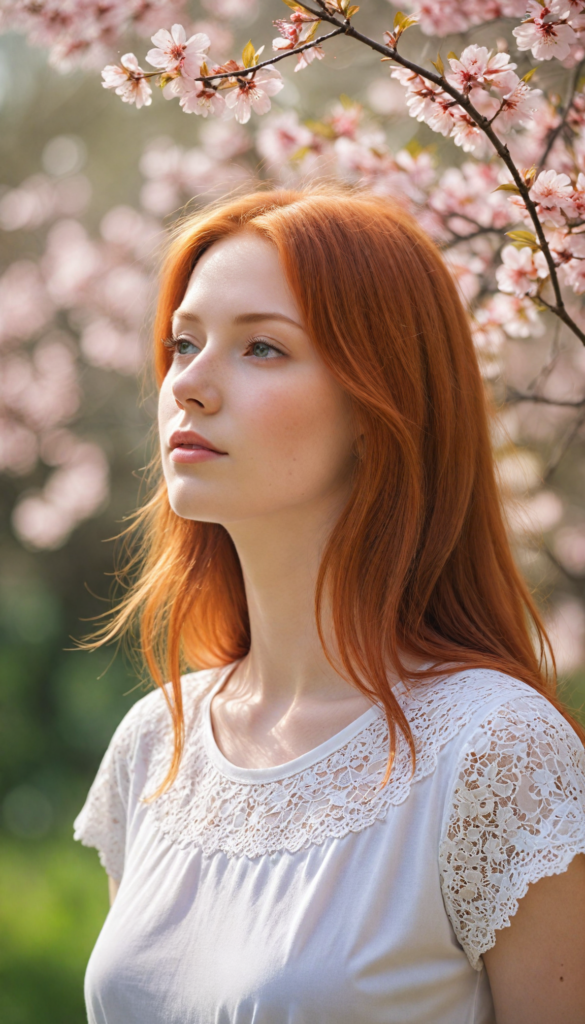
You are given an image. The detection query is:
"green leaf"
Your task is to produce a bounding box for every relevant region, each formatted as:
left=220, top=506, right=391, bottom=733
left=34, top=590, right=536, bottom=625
left=305, top=118, right=336, bottom=139
left=522, top=67, right=537, bottom=82
left=303, top=20, right=319, bottom=43
left=394, top=10, right=406, bottom=28
left=493, top=183, right=522, bottom=194
left=242, top=40, right=255, bottom=68
left=281, top=0, right=300, bottom=9
left=346, top=4, right=360, bottom=17
left=291, top=145, right=311, bottom=161
left=431, top=53, right=444, bottom=76
left=447, top=50, right=458, bottom=61
left=506, top=230, right=540, bottom=250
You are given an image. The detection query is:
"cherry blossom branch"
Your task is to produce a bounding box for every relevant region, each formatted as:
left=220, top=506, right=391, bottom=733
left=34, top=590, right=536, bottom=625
left=506, top=388, right=585, bottom=408
left=544, top=407, right=585, bottom=481
left=538, top=58, right=585, bottom=174
left=441, top=225, right=505, bottom=249
left=292, top=1, right=585, bottom=348
left=192, top=26, right=344, bottom=84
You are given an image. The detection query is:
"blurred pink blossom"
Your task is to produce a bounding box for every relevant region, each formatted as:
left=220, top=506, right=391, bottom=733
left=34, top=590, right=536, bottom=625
left=544, top=599, right=585, bottom=674
left=554, top=524, right=585, bottom=573
left=0, top=262, right=54, bottom=345
left=80, top=319, right=144, bottom=375
left=12, top=442, right=109, bottom=551
left=0, top=419, right=38, bottom=475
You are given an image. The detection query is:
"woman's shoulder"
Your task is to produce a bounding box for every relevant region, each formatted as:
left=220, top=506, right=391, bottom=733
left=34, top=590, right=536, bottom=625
left=403, top=665, right=584, bottom=787
left=107, top=665, right=222, bottom=761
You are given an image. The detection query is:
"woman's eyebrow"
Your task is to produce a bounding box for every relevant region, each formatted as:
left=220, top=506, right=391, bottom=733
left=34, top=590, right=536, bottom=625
left=172, top=310, right=304, bottom=329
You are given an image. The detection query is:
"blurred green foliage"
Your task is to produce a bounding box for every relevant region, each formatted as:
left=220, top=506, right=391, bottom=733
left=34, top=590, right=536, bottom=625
left=0, top=836, right=108, bottom=1024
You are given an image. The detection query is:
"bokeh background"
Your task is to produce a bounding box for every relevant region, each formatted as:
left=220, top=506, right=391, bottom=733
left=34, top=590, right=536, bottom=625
left=1, top=2, right=585, bottom=1021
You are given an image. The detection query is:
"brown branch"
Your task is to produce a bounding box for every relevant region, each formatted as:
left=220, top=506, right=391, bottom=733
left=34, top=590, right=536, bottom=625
left=506, top=386, right=585, bottom=408
left=441, top=225, right=504, bottom=249
left=140, top=26, right=345, bottom=84
left=538, top=58, right=585, bottom=173
left=544, top=407, right=585, bottom=481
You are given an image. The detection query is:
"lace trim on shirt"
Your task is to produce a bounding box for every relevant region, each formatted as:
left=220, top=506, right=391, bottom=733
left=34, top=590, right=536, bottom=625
left=147, top=669, right=539, bottom=859
left=438, top=695, right=585, bottom=970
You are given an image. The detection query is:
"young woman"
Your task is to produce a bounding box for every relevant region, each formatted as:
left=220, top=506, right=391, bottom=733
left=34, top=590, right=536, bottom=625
left=74, top=188, right=585, bottom=1024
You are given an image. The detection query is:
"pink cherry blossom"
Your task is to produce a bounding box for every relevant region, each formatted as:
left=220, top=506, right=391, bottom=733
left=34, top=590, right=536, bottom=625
left=495, top=244, right=545, bottom=296
left=295, top=44, right=324, bottom=71
left=529, top=169, right=574, bottom=226
left=449, top=112, right=492, bottom=156
left=445, top=45, right=518, bottom=96
left=163, top=75, right=227, bottom=117
left=513, top=2, right=578, bottom=61
left=101, top=53, right=152, bottom=108
left=492, top=80, right=543, bottom=132
left=224, top=67, right=284, bottom=124
left=146, top=25, right=210, bottom=78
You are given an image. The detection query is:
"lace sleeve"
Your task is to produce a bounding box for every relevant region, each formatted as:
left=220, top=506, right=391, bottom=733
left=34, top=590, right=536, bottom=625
left=438, top=694, right=585, bottom=971
left=73, top=700, right=144, bottom=881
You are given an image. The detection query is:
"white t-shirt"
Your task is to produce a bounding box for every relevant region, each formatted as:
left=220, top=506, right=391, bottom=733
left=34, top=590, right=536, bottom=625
left=74, top=665, right=585, bottom=1024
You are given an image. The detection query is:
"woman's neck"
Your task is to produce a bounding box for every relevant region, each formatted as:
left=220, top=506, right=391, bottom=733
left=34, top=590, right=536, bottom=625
left=223, top=486, right=361, bottom=711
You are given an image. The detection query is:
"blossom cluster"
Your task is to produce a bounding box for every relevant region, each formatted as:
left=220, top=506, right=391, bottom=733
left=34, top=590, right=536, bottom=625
left=0, top=0, right=250, bottom=69
left=101, top=24, right=284, bottom=123
left=389, top=44, right=542, bottom=157
left=0, top=129, right=251, bottom=550
left=405, top=0, right=585, bottom=68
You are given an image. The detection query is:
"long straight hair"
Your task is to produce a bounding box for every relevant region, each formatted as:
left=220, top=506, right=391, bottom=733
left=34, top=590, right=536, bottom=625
left=87, top=186, right=584, bottom=791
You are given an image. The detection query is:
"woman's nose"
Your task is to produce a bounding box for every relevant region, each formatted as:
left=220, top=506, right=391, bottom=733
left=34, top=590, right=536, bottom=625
left=171, top=356, right=222, bottom=414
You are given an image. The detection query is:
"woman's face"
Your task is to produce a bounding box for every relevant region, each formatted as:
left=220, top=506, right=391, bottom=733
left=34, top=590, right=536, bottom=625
left=158, top=232, right=357, bottom=526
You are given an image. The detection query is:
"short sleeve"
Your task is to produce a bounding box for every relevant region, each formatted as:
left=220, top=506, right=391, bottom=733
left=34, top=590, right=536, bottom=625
left=73, top=700, right=144, bottom=882
left=438, top=694, right=585, bottom=970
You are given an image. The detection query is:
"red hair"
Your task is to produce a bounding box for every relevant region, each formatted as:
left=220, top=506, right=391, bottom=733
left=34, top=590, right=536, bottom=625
left=89, top=186, right=584, bottom=791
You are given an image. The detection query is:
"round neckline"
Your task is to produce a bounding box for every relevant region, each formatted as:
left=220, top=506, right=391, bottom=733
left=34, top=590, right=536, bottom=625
left=202, top=665, right=383, bottom=784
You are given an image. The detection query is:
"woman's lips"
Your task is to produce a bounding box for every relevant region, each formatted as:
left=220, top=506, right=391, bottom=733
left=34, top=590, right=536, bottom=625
left=170, top=443, right=226, bottom=464
left=169, top=429, right=227, bottom=464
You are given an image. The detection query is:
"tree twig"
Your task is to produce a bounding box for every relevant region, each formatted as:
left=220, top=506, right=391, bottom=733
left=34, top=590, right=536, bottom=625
left=537, top=58, right=585, bottom=173
left=544, top=407, right=585, bottom=480
left=156, top=26, right=346, bottom=84
left=506, top=386, right=585, bottom=407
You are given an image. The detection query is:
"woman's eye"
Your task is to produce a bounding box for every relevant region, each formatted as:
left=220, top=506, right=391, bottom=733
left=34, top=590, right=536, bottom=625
left=248, top=340, right=283, bottom=359
left=175, top=338, right=198, bottom=355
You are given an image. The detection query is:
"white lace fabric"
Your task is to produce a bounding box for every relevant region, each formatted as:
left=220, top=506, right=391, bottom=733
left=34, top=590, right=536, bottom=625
left=73, top=667, right=585, bottom=970
left=439, top=695, right=585, bottom=968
